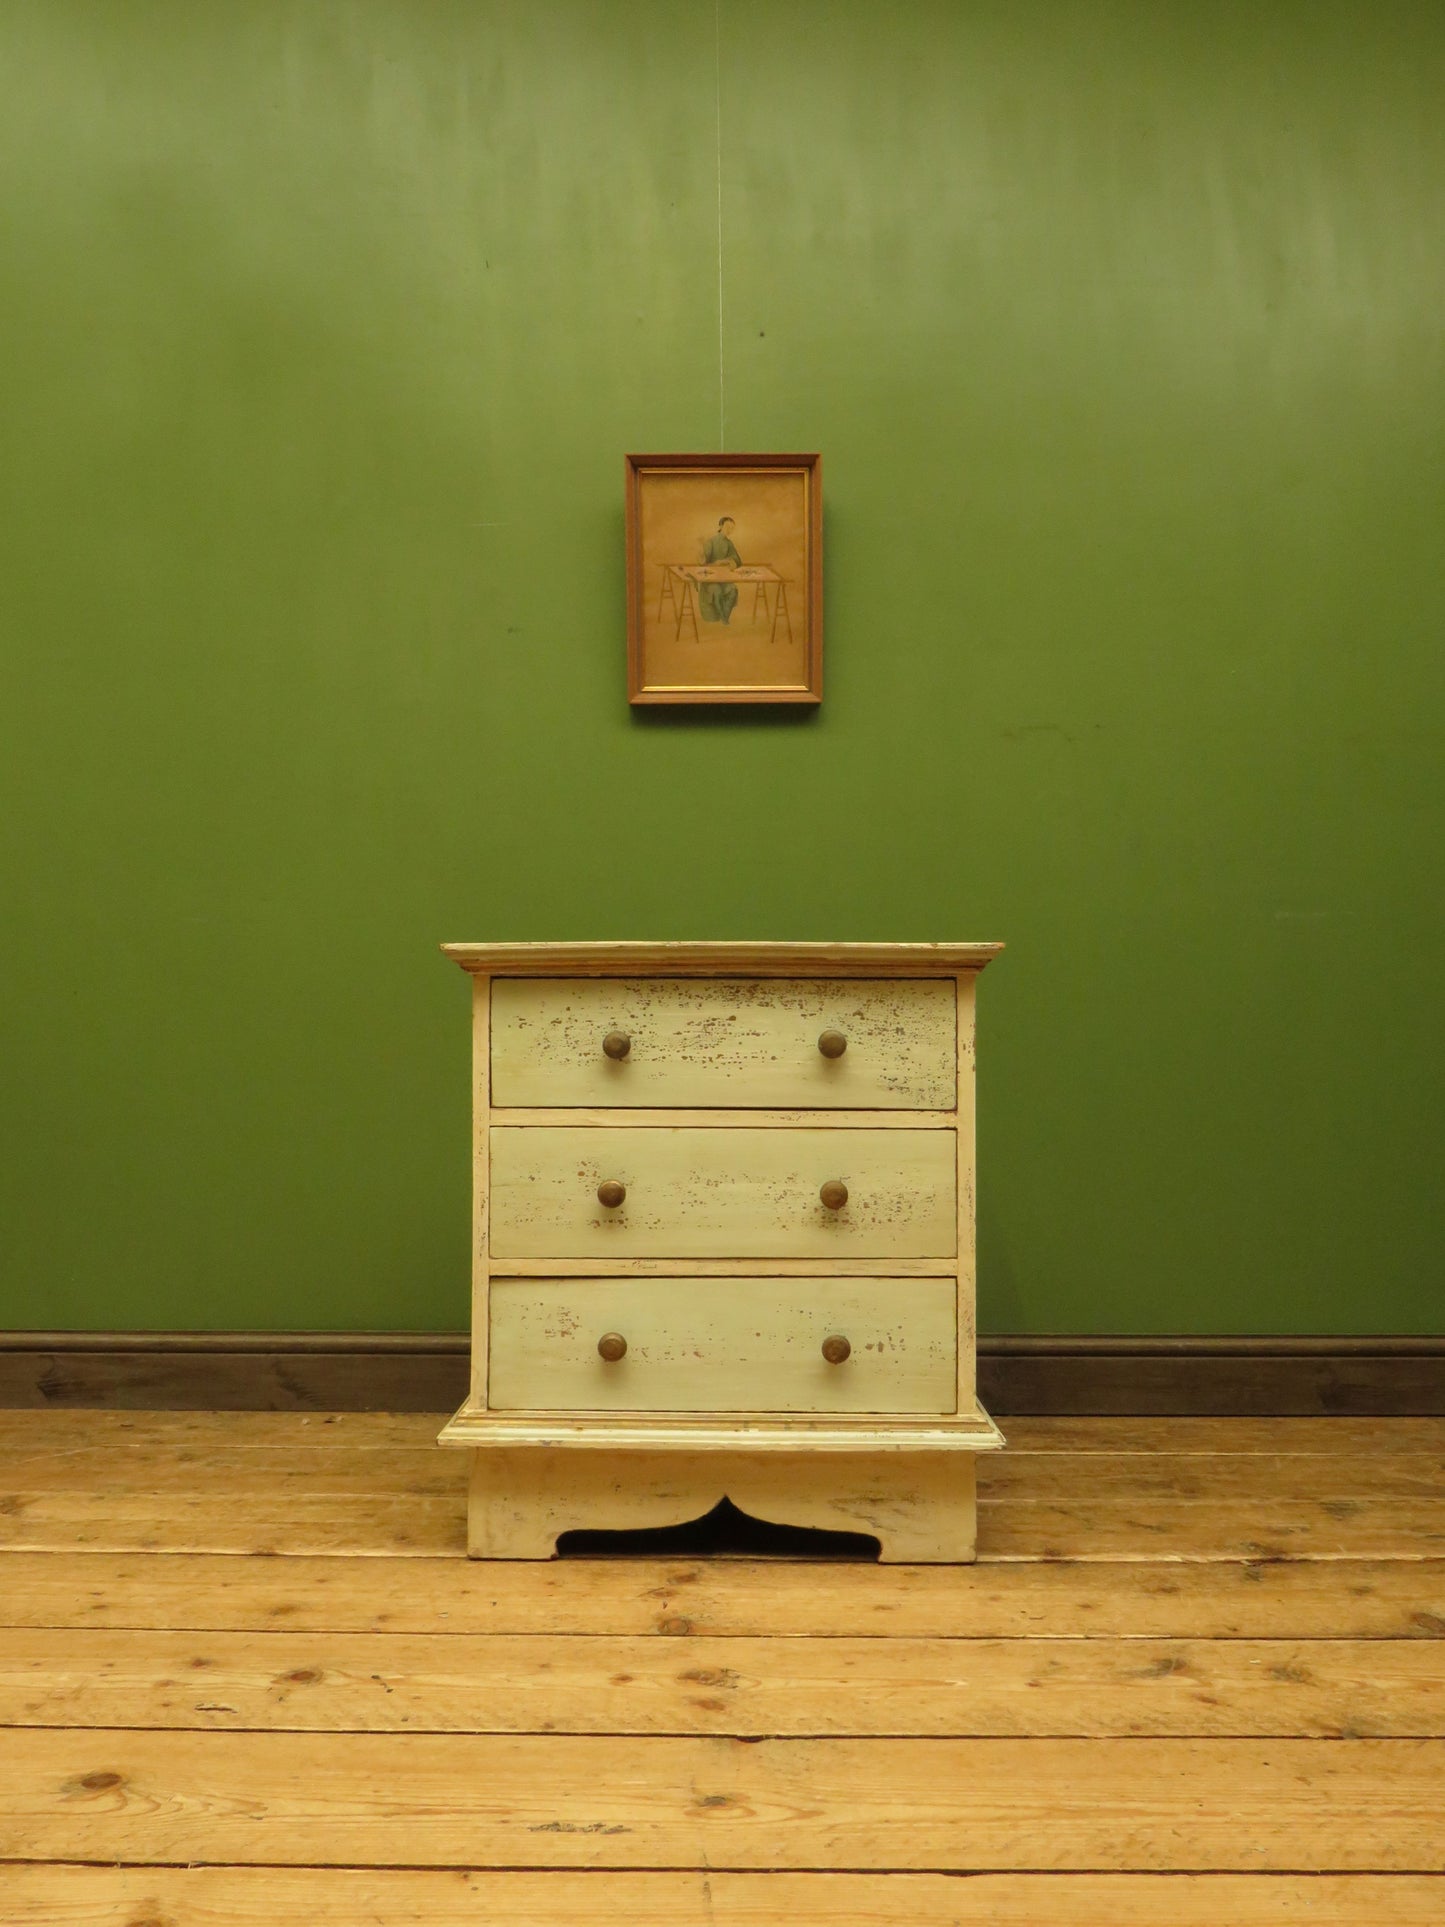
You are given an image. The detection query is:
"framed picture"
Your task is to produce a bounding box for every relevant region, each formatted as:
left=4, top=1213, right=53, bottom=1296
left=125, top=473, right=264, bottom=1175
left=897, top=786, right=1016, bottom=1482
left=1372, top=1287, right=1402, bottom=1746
left=625, top=451, right=822, bottom=705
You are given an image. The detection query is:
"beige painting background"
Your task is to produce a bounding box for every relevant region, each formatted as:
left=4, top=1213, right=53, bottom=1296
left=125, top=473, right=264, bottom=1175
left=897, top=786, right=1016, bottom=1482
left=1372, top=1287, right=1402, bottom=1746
left=637, top=466, right=811, bottom=691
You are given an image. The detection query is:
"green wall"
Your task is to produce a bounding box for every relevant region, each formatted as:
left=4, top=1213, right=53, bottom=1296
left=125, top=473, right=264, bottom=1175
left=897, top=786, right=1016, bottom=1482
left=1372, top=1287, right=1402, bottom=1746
left=3, top=2, right=1441, bottom=1336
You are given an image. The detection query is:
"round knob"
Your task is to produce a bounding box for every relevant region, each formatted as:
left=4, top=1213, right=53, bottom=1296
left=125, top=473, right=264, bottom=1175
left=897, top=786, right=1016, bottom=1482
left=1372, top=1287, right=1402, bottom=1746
left=821, top=1333, right=852, bottom=1364
left=597, top=1179, right=627, bottom=1209
left=602, top=1031, right=631, bottom=1061
left=819, top=1179, right=849, bottom=1211
left=597, top=1332, right=628, bottom=1362
left=817, top=1030, right=848, bottom=1059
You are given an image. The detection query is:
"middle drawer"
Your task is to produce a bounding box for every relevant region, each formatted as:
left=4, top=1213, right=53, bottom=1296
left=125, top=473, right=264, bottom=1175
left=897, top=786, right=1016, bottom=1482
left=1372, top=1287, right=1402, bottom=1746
left=489, top=1126, right=957, bottom=1260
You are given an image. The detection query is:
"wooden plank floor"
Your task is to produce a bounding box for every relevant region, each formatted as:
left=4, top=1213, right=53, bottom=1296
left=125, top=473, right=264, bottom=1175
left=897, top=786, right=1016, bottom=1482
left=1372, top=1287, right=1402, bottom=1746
left=0, top=1413, right=1441, bottom=1923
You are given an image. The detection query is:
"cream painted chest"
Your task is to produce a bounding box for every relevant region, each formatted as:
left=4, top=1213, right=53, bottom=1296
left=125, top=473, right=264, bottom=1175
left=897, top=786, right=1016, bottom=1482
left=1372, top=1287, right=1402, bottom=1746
left=438, top=942, right=1004, bottom=1561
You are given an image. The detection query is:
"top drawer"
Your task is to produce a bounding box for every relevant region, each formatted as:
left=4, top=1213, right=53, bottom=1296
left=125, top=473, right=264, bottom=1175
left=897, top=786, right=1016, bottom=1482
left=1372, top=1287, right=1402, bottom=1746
left=490, top=977, right=956, bottom=1109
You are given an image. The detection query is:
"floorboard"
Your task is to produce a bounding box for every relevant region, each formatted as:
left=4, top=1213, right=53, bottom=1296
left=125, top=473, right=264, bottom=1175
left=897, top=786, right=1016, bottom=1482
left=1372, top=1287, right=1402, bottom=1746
left=4, top=1549, right=1441, bottom=1637
left=1, top=1411, right=1441, bottom=1917
left=6, top=1730, right=1445, bottom=1869
left=5, top=1867, right=1443, bottom=1925
left=4, top=1410, right=1441, bottom=1454
left=4, top=1627, right=1442, bottom=1736
left=6, top=1434, right=1444, bottom=1560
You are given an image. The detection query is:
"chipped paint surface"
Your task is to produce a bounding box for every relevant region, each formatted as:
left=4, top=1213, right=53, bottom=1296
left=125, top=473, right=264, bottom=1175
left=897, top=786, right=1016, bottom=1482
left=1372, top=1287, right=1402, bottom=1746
left=490, top=979, right=956, bottom=1109
left=489, top=1128, right=957, bottom=1261
left=487, top=1276, right=958, bottom=1414
left=465, top=1444, right=979, bottom=1560
left=458, top=956, right=987, bottom=1559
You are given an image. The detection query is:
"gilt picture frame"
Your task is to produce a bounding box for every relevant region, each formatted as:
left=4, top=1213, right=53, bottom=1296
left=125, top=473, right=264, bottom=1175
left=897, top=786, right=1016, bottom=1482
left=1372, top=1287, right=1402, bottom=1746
left=625, top=451, right=823, bottom=705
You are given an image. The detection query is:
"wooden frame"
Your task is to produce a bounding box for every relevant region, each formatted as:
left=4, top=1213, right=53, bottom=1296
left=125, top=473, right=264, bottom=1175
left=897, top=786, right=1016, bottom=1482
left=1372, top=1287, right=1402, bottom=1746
left=625, top=452, right=823, bottom=705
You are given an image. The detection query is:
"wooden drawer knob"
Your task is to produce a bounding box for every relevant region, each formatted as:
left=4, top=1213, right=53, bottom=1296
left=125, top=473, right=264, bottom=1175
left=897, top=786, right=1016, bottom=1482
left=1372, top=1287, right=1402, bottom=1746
left=819, top=1179, right=849, bottom=1211
left=602, top=1031, right=631, bottom=1060
left=597, top=1179, right=627, bottom=1209
left=817, top=1030, right=848, bottom=1059
left=597, top=1332, right=628, bottom=1362
left=821, top=1333, right=852, bottom=1364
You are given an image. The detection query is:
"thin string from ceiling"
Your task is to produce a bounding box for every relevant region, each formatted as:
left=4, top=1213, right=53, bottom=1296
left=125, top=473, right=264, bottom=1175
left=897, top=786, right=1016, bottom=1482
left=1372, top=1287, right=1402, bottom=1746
left=713, top=0, right=726, bottom=451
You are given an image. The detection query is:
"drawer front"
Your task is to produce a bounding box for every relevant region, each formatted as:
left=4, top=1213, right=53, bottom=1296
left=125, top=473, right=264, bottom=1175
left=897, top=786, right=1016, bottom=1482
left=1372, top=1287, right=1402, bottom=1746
left=490, top=977, right=955, bottom=1109
left=488, top=1276, right=958, bottom=1414
left=490, top=1126, right=957, bottom=1260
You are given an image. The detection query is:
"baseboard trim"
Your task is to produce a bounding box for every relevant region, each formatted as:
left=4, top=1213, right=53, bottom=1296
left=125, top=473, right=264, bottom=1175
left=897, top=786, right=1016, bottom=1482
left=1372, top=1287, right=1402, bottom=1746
left=2, top=1331, right=1441, bottom=1415
left=975, top=1336, right=1445, bottom=1416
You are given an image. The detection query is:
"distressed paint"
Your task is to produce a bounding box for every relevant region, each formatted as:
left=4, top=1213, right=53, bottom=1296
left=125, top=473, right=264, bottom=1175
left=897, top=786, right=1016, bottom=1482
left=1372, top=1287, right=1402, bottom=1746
left=448, top=946, right=996, bottom=1558
left=487, top=1276, right=958, bottom=1414
left=448, top=943, right=1002, bottom=976
left=466, top=1447, right=979, bottom=1562
left=488, top=1126, right=957, bottom=1260
left=470, top=975, right=492, bottom=1411
left=490, top=977, right=957, bottom=1109
left=440, top=1413, right=1001, bottom=1451
left=955, top=974, right=978, bottom=1415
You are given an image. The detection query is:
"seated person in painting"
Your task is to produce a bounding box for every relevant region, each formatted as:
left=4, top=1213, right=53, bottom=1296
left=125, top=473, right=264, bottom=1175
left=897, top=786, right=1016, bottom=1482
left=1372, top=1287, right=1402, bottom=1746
left=699, top=515, right=741, bottom=624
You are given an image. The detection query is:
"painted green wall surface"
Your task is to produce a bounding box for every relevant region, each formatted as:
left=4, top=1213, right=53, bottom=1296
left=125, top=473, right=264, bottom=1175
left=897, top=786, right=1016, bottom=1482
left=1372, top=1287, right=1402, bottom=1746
left=2, top=2, right=1442, bottom=1336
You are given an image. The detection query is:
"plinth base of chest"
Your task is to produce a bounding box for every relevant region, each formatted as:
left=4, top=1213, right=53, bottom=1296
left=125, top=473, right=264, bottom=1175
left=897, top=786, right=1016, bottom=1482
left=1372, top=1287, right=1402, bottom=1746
left=458, top=1442, right=980, bottom=1563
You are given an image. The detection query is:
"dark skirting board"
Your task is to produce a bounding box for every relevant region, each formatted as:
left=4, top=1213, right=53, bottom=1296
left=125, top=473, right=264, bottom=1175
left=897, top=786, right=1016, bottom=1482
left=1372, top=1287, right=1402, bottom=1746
left=0, top=1332, right=1440, bottom=1415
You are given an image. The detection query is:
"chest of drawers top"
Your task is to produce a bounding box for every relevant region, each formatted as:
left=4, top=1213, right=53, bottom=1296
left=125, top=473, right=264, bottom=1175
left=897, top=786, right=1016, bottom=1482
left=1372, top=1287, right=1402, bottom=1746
left=444, top=941, right=1003, bottom=978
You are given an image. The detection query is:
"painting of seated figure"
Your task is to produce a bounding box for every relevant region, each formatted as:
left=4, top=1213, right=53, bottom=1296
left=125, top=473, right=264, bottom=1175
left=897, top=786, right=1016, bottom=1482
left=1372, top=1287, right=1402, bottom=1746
left=625, top=452, right=822, bottom=704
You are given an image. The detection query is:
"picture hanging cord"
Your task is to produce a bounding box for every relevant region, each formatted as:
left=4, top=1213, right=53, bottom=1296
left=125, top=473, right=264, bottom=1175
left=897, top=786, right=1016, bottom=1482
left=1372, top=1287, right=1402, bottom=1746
left=714, top=0, right=726, bottom=451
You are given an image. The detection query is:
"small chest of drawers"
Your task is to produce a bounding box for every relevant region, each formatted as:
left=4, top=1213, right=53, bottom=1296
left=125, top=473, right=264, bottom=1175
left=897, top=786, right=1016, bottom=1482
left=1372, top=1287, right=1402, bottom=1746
left=438, top=941, right=1004, bottom=1561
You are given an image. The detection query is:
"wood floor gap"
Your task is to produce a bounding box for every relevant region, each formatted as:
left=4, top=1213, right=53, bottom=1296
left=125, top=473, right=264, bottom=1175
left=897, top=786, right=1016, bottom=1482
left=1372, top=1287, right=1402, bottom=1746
left=9, top=1858, right=1445, bottom=1874
left=7, top=1623, right=1442, bottom=1638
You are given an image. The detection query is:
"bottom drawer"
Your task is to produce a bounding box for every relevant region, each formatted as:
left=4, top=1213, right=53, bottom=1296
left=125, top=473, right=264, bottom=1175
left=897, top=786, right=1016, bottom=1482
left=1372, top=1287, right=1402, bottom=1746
left=487, top=1276, right=958, bottom=1415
